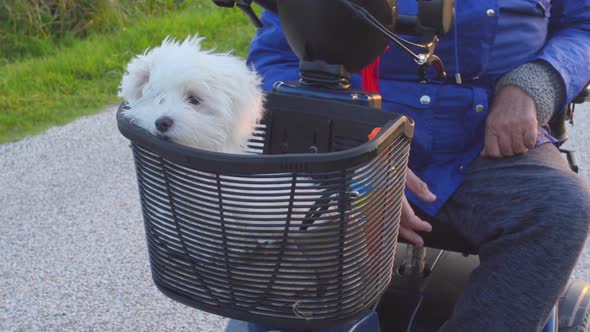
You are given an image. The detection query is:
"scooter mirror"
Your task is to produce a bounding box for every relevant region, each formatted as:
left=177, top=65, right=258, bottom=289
left=277, top=0, right=397, bottom=73
left=394, top=0, right=454, bottom=36
left=418, top=0, right=454, bottom=35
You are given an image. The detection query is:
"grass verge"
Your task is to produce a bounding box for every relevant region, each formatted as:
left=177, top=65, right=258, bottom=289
left=0, top=2, right=256, bottom=144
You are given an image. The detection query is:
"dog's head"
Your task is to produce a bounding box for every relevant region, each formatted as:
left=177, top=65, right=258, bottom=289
left=118, top=35, right=265, bottom=153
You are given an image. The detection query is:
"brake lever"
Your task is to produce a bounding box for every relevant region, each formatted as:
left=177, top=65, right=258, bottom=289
left=422, top=36, right=447, bottom=80
left=414, top=36, right=447, bottom=81
left=427, top=54, right=447, bottom=81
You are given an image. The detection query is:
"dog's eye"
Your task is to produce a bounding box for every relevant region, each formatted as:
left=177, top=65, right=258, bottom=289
left=187, top=96, right=201, bottom=105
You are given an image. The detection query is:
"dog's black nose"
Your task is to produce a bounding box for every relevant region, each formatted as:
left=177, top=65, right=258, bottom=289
left=155, top=116, right=173, bottom=133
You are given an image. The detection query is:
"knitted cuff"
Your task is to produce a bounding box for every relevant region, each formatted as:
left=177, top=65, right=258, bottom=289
left=495, top=61, right=566, bottom=126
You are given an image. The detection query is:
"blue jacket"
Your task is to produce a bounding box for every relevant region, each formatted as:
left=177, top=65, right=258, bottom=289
left=247, top=0, right=590, bottom=216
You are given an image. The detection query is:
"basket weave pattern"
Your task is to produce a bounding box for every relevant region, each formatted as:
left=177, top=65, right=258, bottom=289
left=120, top=94, right=412, bottom=328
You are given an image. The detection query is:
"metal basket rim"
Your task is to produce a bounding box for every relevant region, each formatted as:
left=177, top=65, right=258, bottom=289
left=117, top=92, right=414, bottom=174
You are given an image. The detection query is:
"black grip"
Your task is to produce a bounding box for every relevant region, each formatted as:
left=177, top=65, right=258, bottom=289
left=212, top=0, right=236, bottom=7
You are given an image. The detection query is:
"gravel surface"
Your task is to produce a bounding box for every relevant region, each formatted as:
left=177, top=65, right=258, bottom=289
left=1, top=103, right=589, bottom=331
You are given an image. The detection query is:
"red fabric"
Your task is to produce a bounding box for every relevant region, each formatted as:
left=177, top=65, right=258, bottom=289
left=361, top=56, right=382, bottom=93
left=361, top=46, right=389, bottom=93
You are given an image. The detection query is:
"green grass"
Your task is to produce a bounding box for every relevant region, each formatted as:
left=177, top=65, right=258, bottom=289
left=0, top=0, right=198, bottom=62
left=0, top=2, right=257, bottom=143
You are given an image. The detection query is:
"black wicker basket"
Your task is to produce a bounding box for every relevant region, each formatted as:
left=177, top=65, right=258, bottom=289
left=117, top=92, right=414, bottom=329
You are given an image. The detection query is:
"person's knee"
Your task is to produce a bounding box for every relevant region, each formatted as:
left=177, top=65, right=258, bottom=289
left=539, top=169, right=590, bottom=244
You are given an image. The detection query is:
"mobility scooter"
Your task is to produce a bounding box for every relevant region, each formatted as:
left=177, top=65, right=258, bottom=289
left=117, top=0, right=590, bottom=330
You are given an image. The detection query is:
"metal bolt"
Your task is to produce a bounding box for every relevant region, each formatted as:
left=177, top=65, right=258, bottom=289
left=476, top=104, right=485, bottom=113
left=416, top=54, right=428, bottom=65
left=487, top=9, right=496, bottom=16
left=420, top=95, right=431, bottom=105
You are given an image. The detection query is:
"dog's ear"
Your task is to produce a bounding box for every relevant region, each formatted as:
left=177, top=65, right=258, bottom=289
left=118, top=53, right=151, bottom=101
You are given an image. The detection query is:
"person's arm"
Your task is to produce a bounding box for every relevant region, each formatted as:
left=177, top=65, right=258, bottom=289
left=495, top=60, right=565, bottom=127
left=482, top=1, right=590, bottom=158
left=533, top=0, right=590, bottom=105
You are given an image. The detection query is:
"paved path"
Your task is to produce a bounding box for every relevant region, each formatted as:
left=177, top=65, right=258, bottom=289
left=1, top=104, right=589, bottom=331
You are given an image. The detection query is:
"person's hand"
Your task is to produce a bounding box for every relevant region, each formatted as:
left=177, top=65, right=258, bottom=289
left=400, top=169, right=436, bottom=247
left=481, top=86, right=538, bottom=158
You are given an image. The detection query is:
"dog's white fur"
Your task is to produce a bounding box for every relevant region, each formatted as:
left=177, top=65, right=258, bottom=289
left=119, top=35, right=264, bottom=153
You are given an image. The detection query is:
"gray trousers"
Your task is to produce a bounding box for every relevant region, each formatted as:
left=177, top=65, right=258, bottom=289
left=436, top=143, right=590, bottom=332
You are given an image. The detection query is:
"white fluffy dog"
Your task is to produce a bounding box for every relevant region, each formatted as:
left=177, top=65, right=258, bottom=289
left=119, top=35, right=264, bottom=153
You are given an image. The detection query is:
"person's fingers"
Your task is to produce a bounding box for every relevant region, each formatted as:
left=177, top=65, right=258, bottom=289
left=482, top=132, right=501, bottom=158
left=497, top=133, right=514, bottom=157
left=399, top=197, right=432, bottom=247
left=523, top=127, right=537, bottom=150
left=511, top=130, right=529, bottom=155
left=406, top=169, right=436, bottom=203
left=399, top=226, right=425, bottom=247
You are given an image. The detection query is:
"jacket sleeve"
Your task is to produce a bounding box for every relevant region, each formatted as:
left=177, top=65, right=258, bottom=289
left=247, top=11, right=300, bottom=92
left=534, top=0, right=590, bottom=104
